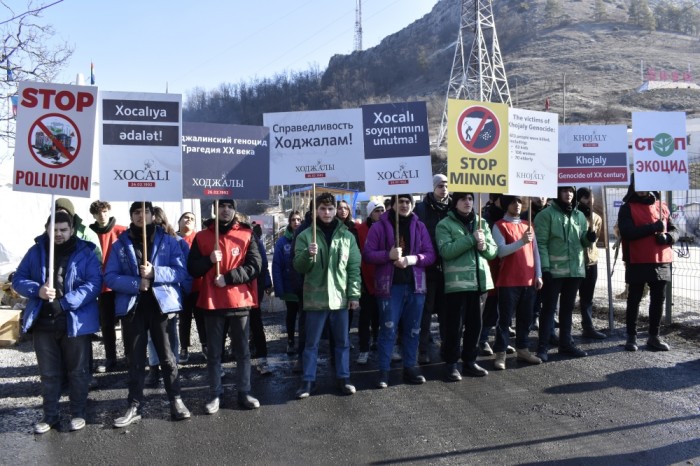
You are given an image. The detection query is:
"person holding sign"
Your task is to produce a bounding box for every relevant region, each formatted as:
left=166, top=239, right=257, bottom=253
left=187, top=199, right=262, bottom=413
left=293, top=192, right=361, bottom=399
left=414, top=174, right=451, bottom=364
left=88, top=200, right=127, bottom=373
left=13, top=211, right=102, bottom=434
left=575, top=188, right=607, bottom=340
left=436, top=192, right=497, bottom=380
left=363, top=194, right=435, bottom=388
left=491, top=195, right=543, bottom=369
left=105, top=202, right=191, bottom=427
left=618, top=182, right=678, bottom=352
left=534, top=186, right=597, bottom=362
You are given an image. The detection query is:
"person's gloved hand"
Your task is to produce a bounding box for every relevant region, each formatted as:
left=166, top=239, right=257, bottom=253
left=655, top=233, right=669, bottom=245
left=586, top=230, right=597, bottom=243
left=653, top=220, right=665, bottom=232
left=542, top=270, right=553, bottom=283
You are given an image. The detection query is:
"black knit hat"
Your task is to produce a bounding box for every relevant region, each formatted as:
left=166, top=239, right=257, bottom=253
left=576, top=187, right=591, bottom=201
left=500, top=195, right=522, bottom=208
left=219, top=199, right=236, bottom=209
left=391, top=194, right=414, bottom=207
left=452, top=192, right=475, bottom=203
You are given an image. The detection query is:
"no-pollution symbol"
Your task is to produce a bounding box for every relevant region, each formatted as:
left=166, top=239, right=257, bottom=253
left=456, top=105, right=500, bottom=154
left=27, top=113, right=81, bottom=169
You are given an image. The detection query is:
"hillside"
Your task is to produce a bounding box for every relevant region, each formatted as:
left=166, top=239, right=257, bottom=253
left=322, top=0, right=700, bottom=125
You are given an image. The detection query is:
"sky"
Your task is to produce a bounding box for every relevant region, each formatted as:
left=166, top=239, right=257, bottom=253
left=38, top=0, right=439, bottom=99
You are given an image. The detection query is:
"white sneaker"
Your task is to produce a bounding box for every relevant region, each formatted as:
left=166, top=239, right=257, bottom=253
left=356, top=352, right=369, bottom=365
left=391, top=345, right=402, bottom=362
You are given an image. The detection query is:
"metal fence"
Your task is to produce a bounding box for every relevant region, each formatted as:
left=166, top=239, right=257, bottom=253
left=598, top=187, right=700, bottom=328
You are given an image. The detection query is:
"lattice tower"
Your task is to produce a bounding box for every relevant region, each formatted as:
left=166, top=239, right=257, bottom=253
left=354, top=0, right=363, bottom=52
left=436, top=0, right=511, bottom=149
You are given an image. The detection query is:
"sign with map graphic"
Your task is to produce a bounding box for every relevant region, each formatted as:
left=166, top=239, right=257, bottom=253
left=13, top=82, right=98, bottom=197
left=632, top=112, right=688, bottom=191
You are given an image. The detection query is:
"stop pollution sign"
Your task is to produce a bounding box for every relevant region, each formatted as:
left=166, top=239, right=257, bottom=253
left=13, top=82, right=97, bottom=197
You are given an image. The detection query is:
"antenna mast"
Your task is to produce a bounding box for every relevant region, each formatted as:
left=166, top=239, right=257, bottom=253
left=354, top=0, right=363, bottom=52
left=436, top=0, right=511, bottom=149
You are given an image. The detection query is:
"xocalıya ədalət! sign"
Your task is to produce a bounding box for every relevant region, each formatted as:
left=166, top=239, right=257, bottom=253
left=99, top=91, right=183, bottom=201
left=13, top=82, right=98, bottom=198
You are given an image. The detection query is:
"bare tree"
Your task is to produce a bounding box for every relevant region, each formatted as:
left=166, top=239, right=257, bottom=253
left=1, top=0, right=73, bottom=153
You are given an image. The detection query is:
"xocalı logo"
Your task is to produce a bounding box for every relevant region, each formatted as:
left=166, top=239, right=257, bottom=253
left=113, top=158, right=170, bottom=188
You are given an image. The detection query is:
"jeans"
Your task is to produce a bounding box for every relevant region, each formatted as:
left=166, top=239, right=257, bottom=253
left=626, top=280, right=667, bottom=337
left=443, top=291, right=486, bottom=364
left=205, top=314, right=251, bottom=397
left=147, top=316, right=179, bottom=366
left=538, top=276, right=582, bottom=352
left=377, top=285, right=425, bottom=371
left=121, top=293, right=181, bottom=405
left=179, top=291, right=206, bottom=349
left=358, top=291, right=379, bottom=352
left=302, top=309, right=350, bottom=381
left=419, top=273, right=444, bottom=352
left=98, top=291, right=118, bottom=361
left=34, top=330, right=91, bottom=420
left=494, top=286, right=535, bottom=352
left=578, top=264, right=598, bottom=331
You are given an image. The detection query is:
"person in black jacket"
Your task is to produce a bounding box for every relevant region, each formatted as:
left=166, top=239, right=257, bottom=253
left=413, top=174, right=451, bottom=363
left=618, top=181, right=678, bottom=352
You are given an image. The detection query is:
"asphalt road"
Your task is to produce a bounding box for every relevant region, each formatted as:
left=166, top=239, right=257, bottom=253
left=1, top=309, right=699, bottom=465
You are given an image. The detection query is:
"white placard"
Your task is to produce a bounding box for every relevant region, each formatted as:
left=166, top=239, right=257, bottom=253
left=632, top=112, right=688, bottom=191
left=99, top=91, right=182, bottom=201
left=507, top=108, right=558, bottom=196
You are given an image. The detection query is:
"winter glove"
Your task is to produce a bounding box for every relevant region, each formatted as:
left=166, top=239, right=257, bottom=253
left=542, top=270, right=553, bottom=283
left=652, top=220, right=665, bottom=232
left=655, top=233, right=669, bottom=245
left=585, top=230, right=597, bottom=243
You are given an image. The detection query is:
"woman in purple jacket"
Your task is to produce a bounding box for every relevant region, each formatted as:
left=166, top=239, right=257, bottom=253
left=362, top=194, right=435, bottom=389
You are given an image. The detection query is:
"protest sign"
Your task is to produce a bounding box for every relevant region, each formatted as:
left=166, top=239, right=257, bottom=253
left=447, top=99, right=509, bottom=193
left=100, top=91, right=182, bottom=201
left=508, top=108, right=558, bottom=196
left=264, top=108, right=364, bottom=185
left=182, top=122, right=269, bottom=199
left=632, top=112, right=688, bottom=190
left=362, top=101, right=432, bottom=195
left=13, top=82, right=98, bottom=197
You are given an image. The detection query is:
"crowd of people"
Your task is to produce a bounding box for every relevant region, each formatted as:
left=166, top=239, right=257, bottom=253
left=12, top=174, right=678, bottom=434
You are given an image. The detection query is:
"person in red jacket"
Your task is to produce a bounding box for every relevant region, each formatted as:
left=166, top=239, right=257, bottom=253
left=618, top=182, right=678, bottom=352
left=491, top=195, right=543, bottom=369
left=89, top=200, right=127, bottom=373
left=187, top=199, right=262, bottom=413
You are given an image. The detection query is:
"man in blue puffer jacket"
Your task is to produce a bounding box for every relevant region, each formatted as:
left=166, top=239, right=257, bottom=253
left=13, top=211, right=102, bottom=434
left=104, top=201, right=191, bottom=427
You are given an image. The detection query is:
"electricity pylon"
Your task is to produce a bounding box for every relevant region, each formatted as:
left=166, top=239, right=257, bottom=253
left=436, top=0, right=511, bottom=149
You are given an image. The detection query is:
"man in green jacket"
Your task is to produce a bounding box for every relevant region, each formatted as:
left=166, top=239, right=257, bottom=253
left=436, top=192, right=498, bottom=380
left=293, top=192, right=361, bottom=399
left=534, top=186, right=596, bottom=362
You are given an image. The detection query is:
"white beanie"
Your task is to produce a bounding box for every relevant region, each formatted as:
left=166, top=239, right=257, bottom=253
left=433, top=174, right=447, bottom=189
left=366, top=200, right=384, bottom=217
